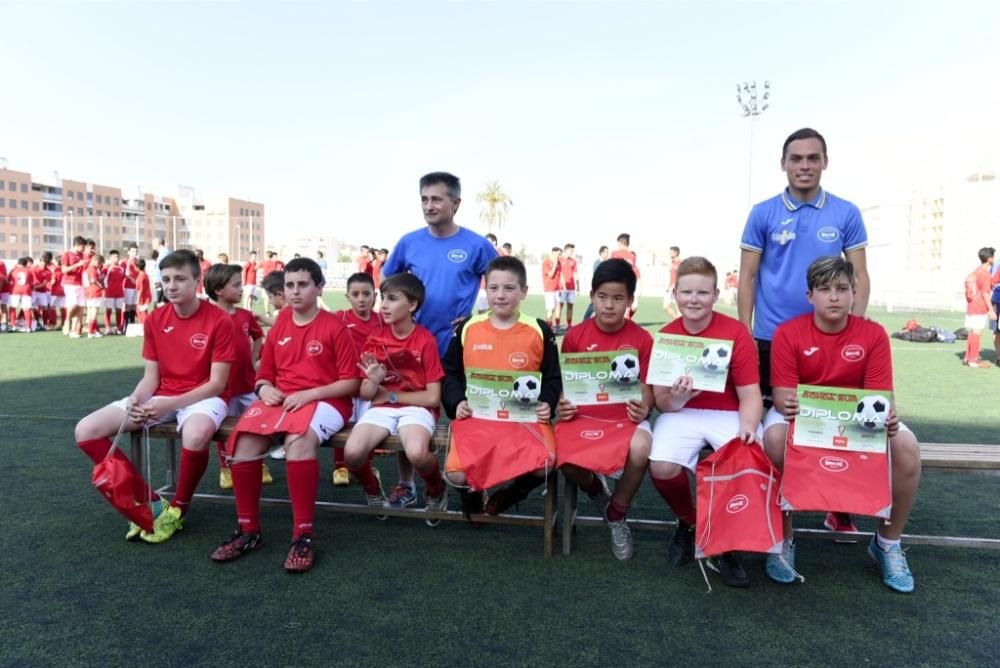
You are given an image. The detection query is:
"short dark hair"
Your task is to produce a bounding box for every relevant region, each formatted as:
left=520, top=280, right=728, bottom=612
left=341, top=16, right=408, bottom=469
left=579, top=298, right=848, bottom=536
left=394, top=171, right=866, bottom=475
left=617, top=233, right=630, bottom=245
left=598, top=245, right=609, bottom=254
left=670, top=246, right=680, bottom=254
left=284, top=257, right=324, bottom=287
left=41, top=251, right=53, bottom=263
left=806, top=256, right=855, bottom=291
left=204, top=263, right=242, bottom=301
left=159, top=248, right=201, bottom=277
left=486, top=255, right=527, bottom=287
left=782, top=128, right=827, bottom=160
left=151, top=249, right=159, bottom=261
left=108, top=249, right=120, bottom=257
left=137, top=258, right=146, bottom=271
left=381, top=272, right=425, bottom=311
left=564, top=243, right=575, bottom=251
left=978, top=247, right=994, bottom=263
left=85, top=239, right=96, bottom=248
left=419, top=172, right=461, bottom=199
left=127, top=243, right=139, bottom=251
left=551, top=246, right=562, bottom=253
left=195, top=249, right=204, bottom=260
left=72, top=236, right=86, bottom=246
left=262, top=270, right=285, bottom=295
left=346, top=272, right=375, bottom=289
left=485, top=233, right=497, bottom=243
left=501, top=243, right=512, bottom=251
left=591, top=258, right=636, bottom=296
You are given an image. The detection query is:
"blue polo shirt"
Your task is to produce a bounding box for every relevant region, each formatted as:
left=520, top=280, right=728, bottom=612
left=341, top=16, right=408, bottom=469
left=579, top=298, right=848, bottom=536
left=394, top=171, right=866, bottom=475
left=383, top=226, right=498, bottom=355
left=740, top=188, right=867, bottom=341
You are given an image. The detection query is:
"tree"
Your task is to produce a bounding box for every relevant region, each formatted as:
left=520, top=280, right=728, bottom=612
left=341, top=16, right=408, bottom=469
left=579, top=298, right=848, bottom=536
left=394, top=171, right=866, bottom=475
left=476, top=180, right=513, bottom=236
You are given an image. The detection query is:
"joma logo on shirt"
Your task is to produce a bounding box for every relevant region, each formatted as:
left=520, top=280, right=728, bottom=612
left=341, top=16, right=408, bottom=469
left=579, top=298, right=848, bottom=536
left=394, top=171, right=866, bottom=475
left=472, top=344, right=493, bottom=351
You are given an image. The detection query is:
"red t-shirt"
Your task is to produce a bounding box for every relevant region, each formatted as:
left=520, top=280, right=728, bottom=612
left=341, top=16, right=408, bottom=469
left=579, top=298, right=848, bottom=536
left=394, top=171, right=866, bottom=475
left=542, top=258, right=562, bottom=292
left=104, top=265, right=125, bottom=299
left=562, top=318, right=653, bottom=418
left=10, top=266, right=33, bottom=296
left=335, top=309, right=385, bottom=357
left=371, top=259, right=384, bottom=288
left=259, top=260, right=277, bottom=280
left=196, top=259, right=212, bottom=294
left=725, top=273, right=738, bottom=289
left=669, top=257, right=682, bottom=287
left=657, top=312, right=758, bottom=411
left=136, top=271, right=152, bottom=304
left=124, top=258, right=139, bottom=289
left=143, top=300, right=237, bottom=401
left=84, top=266, right=105, bottom=299
left=226, top=307, right=265, bottom=397
left=770, top=314, right=893, bottom=392
left=256, top=308, right=360, bottom=421
left=61, top=251, right=84, bottom=286
left=0, top=261, right=7, bottom=294
left=611, top=249, right=641, bottom=279
left=242, top=261, right=257, bottom=288
left=33, top=266, right=51, bottom=293
left=50, top=265, right=64, bottom=297
left=967, top=266, right=993, bottom=316
left=561, top=256, right=579, bottom=291
left=362, top=324, right=445, bottom=415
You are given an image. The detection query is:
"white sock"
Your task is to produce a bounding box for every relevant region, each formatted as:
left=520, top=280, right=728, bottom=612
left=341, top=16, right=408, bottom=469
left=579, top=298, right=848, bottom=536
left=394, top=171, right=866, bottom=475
left=876, top=534, right=900, bottom=552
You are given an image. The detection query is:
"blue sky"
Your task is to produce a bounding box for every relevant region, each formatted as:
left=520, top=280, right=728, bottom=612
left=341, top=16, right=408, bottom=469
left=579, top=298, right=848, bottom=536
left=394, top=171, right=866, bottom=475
left=2, top=1, right=997, bottom=266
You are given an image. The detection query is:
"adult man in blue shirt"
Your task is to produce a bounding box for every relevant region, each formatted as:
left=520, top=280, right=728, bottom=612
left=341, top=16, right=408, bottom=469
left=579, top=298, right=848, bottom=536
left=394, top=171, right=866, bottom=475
left=382, top=172, right=498, bottom=356
left=737, top=127, right=870, bottom=537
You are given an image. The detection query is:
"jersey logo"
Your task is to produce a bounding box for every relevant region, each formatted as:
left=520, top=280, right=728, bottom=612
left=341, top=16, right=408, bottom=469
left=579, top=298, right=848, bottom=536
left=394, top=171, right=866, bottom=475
left=163, top=326, right=175, bottom=333
left=779, top=217, right=795, bottom=226
left=306, top=340, right=323, bottom=356
left=508, top=352, right=528, bottom=368
left=189, top=333, right=208, bottom=349
left=447, top=249, right=468, bottom=263
left=277, top=337, right=292, bottom=346
left=771, top=229, right=796, bottom=246
left=817, top=227, right=840, bottom=242
left=841, top=344, right=865, bottom=362
left=803, top=346, right=820, bottom=356
left=472, top=343, right=493, bottom=351
left=586, top=344, right=599, bottom=351
left=242, top=324, right=250, bottom=336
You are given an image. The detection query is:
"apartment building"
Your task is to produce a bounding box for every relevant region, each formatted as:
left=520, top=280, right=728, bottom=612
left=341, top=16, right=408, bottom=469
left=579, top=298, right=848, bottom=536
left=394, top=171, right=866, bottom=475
left=179, top=195, right=265, bottom=263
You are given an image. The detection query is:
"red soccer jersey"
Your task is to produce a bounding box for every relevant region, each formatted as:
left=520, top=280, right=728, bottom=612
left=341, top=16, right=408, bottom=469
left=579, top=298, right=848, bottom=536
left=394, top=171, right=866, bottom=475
left=770, top=314, right=893, bottom=392
left=611, top=249, right=641, bottom=279
left=561, top=256, right=579, bottom=291
left=657, top=312, right=758, bottom=411
left=256, top=308, right=360, bottom=421
left=0, top=261, right=7, bottom=294
left=10, top=266, right=33, bottom=296
left=274, top=260, right=285, bottom=273
left=136, top=271, right=152, bottom=304
left=967, top=266, right=993, bottom=316
left=669, top=257, right=682, bottom=288
left=84, top=266, right=105, bottom=299
left=542, top=258, right=562, bottom=292
left=124, top=258, right=139, bottom=289
left=104, top=265, right=125, bottom=299
left=143, top=300, right=237, bottom=401
left=562, top=318, right=653, bottom=418
left=335, top=308, right=385, bottom=357
left=371, top=259, right=384, bottom=289
left=60, top=251, right=84, bottom=286
left=196, top=259, right=212, bottom=294
left=259, top=259, right=277, bottom=280
left=362, top=324, right=444, bottom=415
left=725, top=273, right=738, bottom=289
left=33, top=266, right=51, bottom=293
left=242, top=261, right=257, bottom=288
left=49, top=265, right=64, bottom=297
left=226, top=307, right=265, bottom=397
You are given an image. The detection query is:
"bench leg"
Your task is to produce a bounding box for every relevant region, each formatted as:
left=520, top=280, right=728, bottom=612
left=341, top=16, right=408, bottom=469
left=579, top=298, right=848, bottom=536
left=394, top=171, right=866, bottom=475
left=166, top=438, right=178, bottom=493
left=562, top=478, right=578, bottom=556
left=130, top=431, right=143, bottom=479
left=543, top=472, right=558, bottom=558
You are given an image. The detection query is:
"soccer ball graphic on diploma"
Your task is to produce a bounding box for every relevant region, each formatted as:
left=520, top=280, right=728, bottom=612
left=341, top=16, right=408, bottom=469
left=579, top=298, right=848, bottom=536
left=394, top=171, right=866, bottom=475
left=855, top=395, right=889, bottom=431
left=511, top=376, right=541, bottom=404
left=609, top=353, right=641, bottom=385
left=699, top=343, right=732, bottom=373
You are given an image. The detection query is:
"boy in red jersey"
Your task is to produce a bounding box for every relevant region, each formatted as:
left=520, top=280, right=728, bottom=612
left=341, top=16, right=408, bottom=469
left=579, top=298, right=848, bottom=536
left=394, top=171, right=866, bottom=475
left=9, top=258, right=35, bottom=333
left=0, top=258, right=10, bottom=332
left=204, top=263, right=271, bottom=490
left=442, top=256, right=562, bottom=517
left=83, top=253, right=106, bottom=338
left=648, top=256, right=762, bottom=587
left=962, top=247, right=997, bottom=368
left=331, top=272, right=385, bottom=486
left=242, top=251, right=259, bottom=310
left=610, top=233, right=642, bottom=319
left=61, top=236, right=88, bottom=337
left=135, top=259, right=152, bottom=323
left=344, top=273, right=447, bottom=521
left=103, top=250, right=126, bottom=335
left=49, top=260, right=66, bottom=329
left=122, top=244, right=140, bottom=326
left=74, top=249, right=235, bottom=544
left=558, top=258, right=653, bottom=560
left=542, top=246, right=563, bottom=331
left=211, top=258, right=360, bottom=572
left=195, top=249, right=212, bottom=298
left=559, top=243, right=579, bottom=329
left=761, top=256, right=921, bottom=593
left=32, top=252, right=53, bottom=331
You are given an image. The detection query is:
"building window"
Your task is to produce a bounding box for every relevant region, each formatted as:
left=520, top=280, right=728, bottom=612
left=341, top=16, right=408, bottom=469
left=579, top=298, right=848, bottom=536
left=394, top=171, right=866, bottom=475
left=20, top=183, right=27, bottom=193
left=0, top=198, right=4, bottom=207
left=77, top=207, right=83, bottom=215
left=9, top=234, right=16, bottom=243
left=20, top=200, right=28, bottom=209
left=78, top=192, right=84, bottom=200
left=67, top=191, right=74, bottom=200
left=7, top=181, right=14, bottom=190
left=113, top=197, right=119, bottom=206
left=32, top=202, right=39, bottom=211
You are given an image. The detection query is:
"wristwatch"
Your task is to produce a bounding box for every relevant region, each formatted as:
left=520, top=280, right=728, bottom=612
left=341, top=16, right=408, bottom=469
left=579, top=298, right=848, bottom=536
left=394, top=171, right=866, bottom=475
left=388, top=391, right=399, bottom=404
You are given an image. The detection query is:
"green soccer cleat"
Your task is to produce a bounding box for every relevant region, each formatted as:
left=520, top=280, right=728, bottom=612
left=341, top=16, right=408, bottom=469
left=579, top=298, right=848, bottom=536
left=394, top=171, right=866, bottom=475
left=140, top=504, right=184, bottom=544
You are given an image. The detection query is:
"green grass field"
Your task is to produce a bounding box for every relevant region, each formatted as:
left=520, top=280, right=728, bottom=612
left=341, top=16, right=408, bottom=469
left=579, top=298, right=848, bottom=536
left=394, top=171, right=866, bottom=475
left=2, top=296, right=998, bottom=666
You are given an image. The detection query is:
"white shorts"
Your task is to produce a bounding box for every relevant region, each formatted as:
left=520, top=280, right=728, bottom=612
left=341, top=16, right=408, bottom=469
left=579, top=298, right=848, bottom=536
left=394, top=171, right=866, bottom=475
left=475, top=288, right=488, bottom=312
left=51, top=296, right=65, bottom=308
left=227, top=392, right=257, bottom=417
left=64, top=285, right=85, bottom=308
left=544, top=291, right=559, bottom=310
left=305, top=402, right=348, bottom=442
left=356, top=405, right=436, bottom=437
left=86, top=298, right=105, bottom=309
left=762, top=406, right=911, bottom=438
left=106, top=297, right=125, bottom=310
left=11, top=295, right=33, bottom=310
left=350, top=397, right=372, bottom=423
left=650, top=408, right=762, bottom=471
left=32, top=292, right=50, bottom=307
left=124, top=288, right=137, bottom=306
left=559, top=290, right=576, bottom=304
left=243, top=285, right=257, bottom=298
left=111, top=395, right=228, bottom=432
left=965, top=313, right=988, bottom=330
left=0, top=293, right=9, bottom=306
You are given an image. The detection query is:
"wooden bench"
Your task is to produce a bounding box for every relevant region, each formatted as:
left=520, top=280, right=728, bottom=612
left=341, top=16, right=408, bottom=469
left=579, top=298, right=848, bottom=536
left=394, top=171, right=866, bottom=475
left=561, top=442, right=1000, bottom=555
left=130, top=417, right=560, bottom=557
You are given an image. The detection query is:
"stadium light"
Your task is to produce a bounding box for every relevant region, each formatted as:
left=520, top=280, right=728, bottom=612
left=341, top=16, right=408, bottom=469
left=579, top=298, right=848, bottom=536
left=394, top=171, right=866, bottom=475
left=736, top=79, right=772, bottom=205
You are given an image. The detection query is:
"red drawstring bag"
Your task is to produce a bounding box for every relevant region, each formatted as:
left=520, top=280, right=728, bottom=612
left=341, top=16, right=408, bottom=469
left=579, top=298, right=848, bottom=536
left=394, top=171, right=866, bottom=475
left=695, top=437, right=783, bottom=559
left=224, top=400, right=319, bottom=458
left=451, top=418, right=553, bottom=490
left=92, top=440, right=155, bottom=533
left=779, top=422, right=892, bottom=519
left=555, top=406, right=637, bottom=475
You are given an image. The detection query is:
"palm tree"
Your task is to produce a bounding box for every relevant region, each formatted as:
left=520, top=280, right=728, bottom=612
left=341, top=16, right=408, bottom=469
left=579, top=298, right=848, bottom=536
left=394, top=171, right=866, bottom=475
left=476, top=180, right=513, bottom=236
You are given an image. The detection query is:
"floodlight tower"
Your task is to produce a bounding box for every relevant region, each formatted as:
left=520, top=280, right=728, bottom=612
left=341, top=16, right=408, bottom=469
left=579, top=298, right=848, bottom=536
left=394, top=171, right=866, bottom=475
left=736, top=80, right=771, bottom=205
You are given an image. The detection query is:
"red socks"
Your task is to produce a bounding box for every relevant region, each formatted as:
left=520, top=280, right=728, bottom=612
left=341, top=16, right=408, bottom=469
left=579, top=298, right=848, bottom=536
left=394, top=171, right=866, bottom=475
left=965, top=332, right=981, bottom=363
left=231, top=460, right=263, bottom=533
left=607, top=497, right=630, bottom=522
left=651, top=471, right=696, bottom=526
left=333, top=446, right=346, bottom=468
left=349, top=461, right=381, bottom=495
left=172, top=448, right=210, bottom=514
left=287, top=459, right=319, bottom=539
left=417, top=462, right=445, bottom=499
left=78, top=437, right=157, bottom=503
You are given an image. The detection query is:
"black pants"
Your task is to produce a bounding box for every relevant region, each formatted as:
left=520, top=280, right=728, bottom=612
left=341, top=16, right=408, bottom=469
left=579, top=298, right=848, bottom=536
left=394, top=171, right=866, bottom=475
left=755, top=338, right=773, bottom=410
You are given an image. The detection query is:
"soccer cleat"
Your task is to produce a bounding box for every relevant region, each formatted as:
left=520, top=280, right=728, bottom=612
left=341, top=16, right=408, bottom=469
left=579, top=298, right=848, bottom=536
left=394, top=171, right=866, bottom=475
left=365, top=487, right=388, bottom=520
left=608, top=518, right=634, bottom=561
left=269, top=445, right=286, bottom=460
left=868, top=536, right=915, bottom=593
left=424, top=490, right=448, bottom=527
left=261, top=463, right=273, bottom=485
left=485, top=484, right=531, bottom=516
left=332, top=466, right=351, bottom=486
left=824, top=512, right=859, bottom=543
left=668, top=520, right=695, bottom=566
left=588, top=474, right=612, bottom=519
left=87, top=332, right=103, bottom=339
left=140, top=504, right=183, bottom=544
left=211, top=530, right=264, bottom=563
left=387, top=484, right=417, bottom=509
left=69, top=332, right=82, bottom=339
left=219, top=466, right=233, bottom=490
left=715, top=551, right=750, bottom=588
left=766, top=540, right=799, bottom=584
left=284, top=535, right=316, bottom=573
